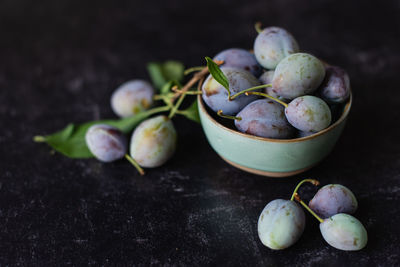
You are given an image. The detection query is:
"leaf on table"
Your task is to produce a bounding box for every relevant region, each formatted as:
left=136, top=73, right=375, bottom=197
left=35, top=107, right=166, bottom=159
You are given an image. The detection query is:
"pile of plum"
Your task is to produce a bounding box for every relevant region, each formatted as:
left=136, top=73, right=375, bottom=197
left=85, top=81, right=177, bottom=175
left=258, top=179, right=368, bottom=251
left=202, top=26, right=350, bottom=139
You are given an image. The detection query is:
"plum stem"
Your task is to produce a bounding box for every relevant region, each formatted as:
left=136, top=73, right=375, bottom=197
left=169, top=61, right=223, bottom=119
left=171, top=60, right=223, bottom=103
left=294, top=193, right=324, bottom=223
left=290, top=178, right=320, bottom=201
left=217, top=110, right=242, bottom=121
left=255, top=22, right=263, bottom=33
left=168, top=88, right=187, bottom=119
left=245, top=91, right=289, bottom=108
left=184, top=66, right=205, bottom=75
left=229, top=84, right=272, bottom=100
left=171, top=86, right=202, bottom=95
left=125, top=154, right=145, bottom=176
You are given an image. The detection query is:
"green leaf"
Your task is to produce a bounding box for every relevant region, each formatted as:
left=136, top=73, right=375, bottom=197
left=162, top=61, right=184, bottom=83
left=180, top=100, right=200, bottom=123
left=147, top=61, right=184, bottom=90
left=160, top=80, right=181, bottom=95
left=147, top=62, right=166, bottom=90
left=205, top=56, right=230, bottom=94
left=35, top=106, right=170, bottom=159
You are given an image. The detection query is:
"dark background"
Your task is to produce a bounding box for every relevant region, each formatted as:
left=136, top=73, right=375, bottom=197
left=1, top=0, right=400, bottom=265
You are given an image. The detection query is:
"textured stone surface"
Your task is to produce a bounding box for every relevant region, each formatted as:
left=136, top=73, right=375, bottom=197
left=0, top=0, right=399, bottom=265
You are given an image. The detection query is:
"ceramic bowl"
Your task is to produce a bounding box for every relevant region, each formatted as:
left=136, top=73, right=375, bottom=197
left=197, top=88, right=352, bottom=177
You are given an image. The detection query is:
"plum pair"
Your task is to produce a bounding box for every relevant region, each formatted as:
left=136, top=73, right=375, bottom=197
left=85, top=115, right=176, bottom=175
left=295, top=183, right=367, bottom=251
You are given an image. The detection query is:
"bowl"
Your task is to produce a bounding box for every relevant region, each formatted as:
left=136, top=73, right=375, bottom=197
left=197, top=88, right=352, bottom=177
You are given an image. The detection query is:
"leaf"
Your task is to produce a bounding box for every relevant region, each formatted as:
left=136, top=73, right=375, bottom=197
left=162, top=61, right=184, bottom=83
left=181, top=100, right=200, bottom=123
left=205, top=56, right=230, bottom=94
left=35, top=106, right=169, bottom=159
left=161, top=80, right=181, bottom=95
left=147, top=61, right=184, bottom=90
left=147, top=62, right=166, bottom=90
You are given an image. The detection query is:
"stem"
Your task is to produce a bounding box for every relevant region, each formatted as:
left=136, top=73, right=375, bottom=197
left=33, top=136, right=46, bottom=142
left=125, top=154, right=145, bottom=176
left=184, top=66, right=205, bottom=75
left=290, top=179, right=320, bottom=201
left=169, top=89, right=187, bottom=119
left=171, top=60, right=224, bottom=103
left=171, top=87, right=201, bottom=95
left=245, top=91, right=289, bottom=108
left=229, top=84, right=272, bottom=100
left=294, top=193, right=324, bottom=223
left=145, top=105, right=171, bottom=116
left=217, top=110, right=242, bottom=121
left=255, top=22, right=263, bottom=33
left=154, top=93, right=174, bottom=100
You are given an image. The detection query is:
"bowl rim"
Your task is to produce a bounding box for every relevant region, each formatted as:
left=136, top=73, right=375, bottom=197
left=197, top=79, right=352, bottom=143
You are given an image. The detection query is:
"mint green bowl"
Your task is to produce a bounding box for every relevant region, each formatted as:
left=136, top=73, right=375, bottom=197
left=197, top=93, right=352, bottom=177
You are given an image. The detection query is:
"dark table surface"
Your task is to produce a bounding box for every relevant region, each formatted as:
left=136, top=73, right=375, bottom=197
left=1, top=0, right=400, bottom=265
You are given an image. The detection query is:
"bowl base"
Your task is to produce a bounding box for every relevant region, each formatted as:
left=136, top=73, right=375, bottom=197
left=220, top=155, right=315, bottom=177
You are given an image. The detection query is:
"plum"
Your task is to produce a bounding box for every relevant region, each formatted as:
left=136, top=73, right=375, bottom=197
left=130, top=115, right=177, bottom=168
left=285, top=95, right=331, bottom=132
left=319, top=66, right=350, bottom=104
left=111, top=80, right=154, bottom=118
left=85, top=124, right=126, bottom=162
left=259, top=70, right=289, bottom=102
left=258, top=199, right=305, bottom=250
left=214, top=48, right=262, bottom=77
left=235, top=99, right=295, bottom=139
left=202, top=67, right=260, bottom=115
left=320, top=213, right=368, bottom=251
left=254, top=26, right=299, bottom=69
left=272, top=53, right=326, bottom=100
left=309, top=184, right=358, bottom=218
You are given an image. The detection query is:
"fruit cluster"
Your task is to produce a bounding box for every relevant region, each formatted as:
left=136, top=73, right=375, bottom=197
left=85, top=81, right=178, bottom=174
left=35, top=24, right=350, bottom=175
left=202, top=25, right=350, bottom=139
left=258, top=179, right=367, bottom=251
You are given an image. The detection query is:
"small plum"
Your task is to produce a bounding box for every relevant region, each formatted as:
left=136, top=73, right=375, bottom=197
left=319, top=66, right=350, bottom=104
left=202, top=67, right=261, bottom=115
left=320, top=213, right=368, bottom=251
left=235, top=99, right=295, bottom=139
left=258, top=199, right=305, bottom=250
left=259, top=70, right=274, bottom=86
left=257, top=179, right=319, bottom=250
left=111, top=80, right=154, bottom=118
left=213, top=48, right=262, bottom=77
left=254, top=26, right=299, bottom=69
left=309, top=184, right=358, bottom=219
left=285, top=96, right=331, bottom=132
left=130, top=115, right=177, bottom=168
left=259, top=70, right=288, bottom=102
left=85, top=124, right=127, bottom=162
left=272, top=53, right=326, bottom=99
